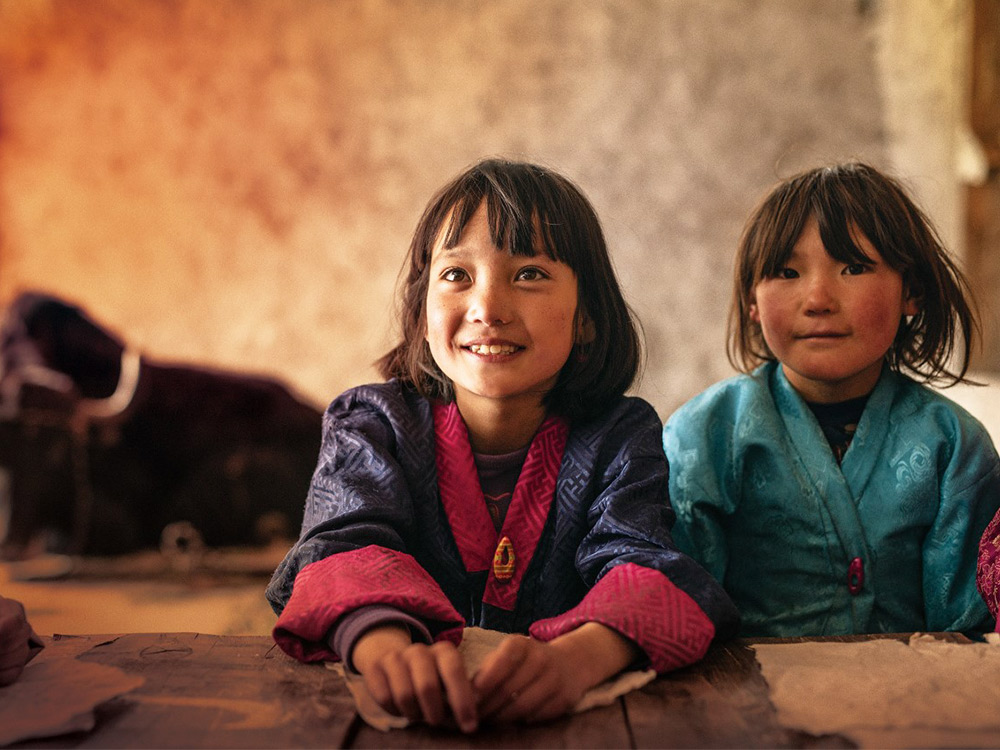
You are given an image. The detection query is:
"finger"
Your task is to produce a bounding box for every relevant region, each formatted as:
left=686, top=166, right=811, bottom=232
left=482, top=669, right=553, bottom=723
left=473, top=635, right=527, bottom=700
left=433, top=643, right=477, bottom=733
left=478, top=679, right=523, bottom=719
left=477, top=662, right=541, bottom=719
left=362, top=662, right=397, bottom=716
left=499, top=671, right=575, bottom=724
left=405, top=647, right=447, bottom=727
left=476, top=639, right=539, bottom=717
left=380, top=654, right=422, bottom=722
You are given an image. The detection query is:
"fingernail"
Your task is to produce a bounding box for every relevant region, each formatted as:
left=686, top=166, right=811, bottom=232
left=460, top=716, right=478, bottom=733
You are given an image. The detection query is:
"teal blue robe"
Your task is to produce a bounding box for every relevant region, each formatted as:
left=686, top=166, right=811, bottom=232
left=664, top=361, right=1000, bottom=636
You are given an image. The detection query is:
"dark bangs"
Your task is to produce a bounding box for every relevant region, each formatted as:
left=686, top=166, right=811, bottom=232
left=752, top=167, right=894, bottom=281
left=432, top=160, right=589, bottom=271
left=729, top=162, right=979, bottom=384
left=809, top=165, right=925, bottom=278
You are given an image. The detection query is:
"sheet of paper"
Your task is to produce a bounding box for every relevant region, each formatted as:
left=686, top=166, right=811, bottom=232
left=329, top=626, right=656, bottom=731
left=752, top=633, right=1000, bottom=748
left=0, top=636, right=145, bottom=747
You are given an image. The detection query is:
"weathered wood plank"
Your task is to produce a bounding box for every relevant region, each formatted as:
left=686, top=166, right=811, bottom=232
left=16, top=632, right=963, bottom=748
left=625, top=640, right=851, bottom=749
left=349, top=701, right=632, bottom=749
left=13, top=634, right=357, bottom=749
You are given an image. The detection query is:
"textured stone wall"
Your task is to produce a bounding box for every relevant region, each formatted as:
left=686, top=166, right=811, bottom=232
left=0, top=0, right=966, bottom=419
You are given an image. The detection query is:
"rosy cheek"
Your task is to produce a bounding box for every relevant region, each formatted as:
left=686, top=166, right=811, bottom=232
left=860, top=299, right=896, bottom=326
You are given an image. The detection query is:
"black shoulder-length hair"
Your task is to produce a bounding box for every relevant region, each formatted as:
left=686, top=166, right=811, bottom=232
left=377, top=158, right=642, bottom=422
left=728, top=162, right=979, bottom=386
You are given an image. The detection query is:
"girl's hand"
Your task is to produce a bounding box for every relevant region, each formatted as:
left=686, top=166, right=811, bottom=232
left=351, top=624, right=478, bottom=733
left=473, top=623, right=640, bottom=724
left=472, top=634, right=584, bottom=723
left=0, top=596, right=33, bottom=686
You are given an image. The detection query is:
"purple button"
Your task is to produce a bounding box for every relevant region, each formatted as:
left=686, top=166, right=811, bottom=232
left=847, top=557, right=864, bottom=595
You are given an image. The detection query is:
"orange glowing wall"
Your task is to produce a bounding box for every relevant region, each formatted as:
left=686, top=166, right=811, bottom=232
left=0, top=1, right=422, bottom=406
left=1, top=1, right=958, bottom=413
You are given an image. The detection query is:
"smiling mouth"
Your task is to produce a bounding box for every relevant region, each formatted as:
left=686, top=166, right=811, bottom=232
left=465, top=343, right=522, bottom=355
left=797, top=332, right=847, bottom=340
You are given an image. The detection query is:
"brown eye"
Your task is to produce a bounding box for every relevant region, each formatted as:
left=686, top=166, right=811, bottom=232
left=778, top=268, right=798, bottom=279
left=515, top=267, right=547, bottom=282
left=442, top=268, right=469, bottom=282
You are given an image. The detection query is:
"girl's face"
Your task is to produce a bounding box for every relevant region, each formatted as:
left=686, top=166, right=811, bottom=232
left=749, top=216, right=918, bottom=403
left=425, top=202, right=579, bottom=421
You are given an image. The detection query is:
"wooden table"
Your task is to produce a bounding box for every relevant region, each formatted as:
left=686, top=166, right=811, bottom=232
left=6, top=632, right=972, bottom=748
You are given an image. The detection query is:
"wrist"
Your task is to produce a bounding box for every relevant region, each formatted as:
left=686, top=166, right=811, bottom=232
left=546, top=622, right=640, bottom=690
left=348, top=623, right=413, bottom=674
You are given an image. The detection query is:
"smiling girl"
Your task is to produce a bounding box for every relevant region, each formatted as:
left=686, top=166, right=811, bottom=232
left=266, top=159, right=738, bottom=730
left=664, top=162, right=1000, bottom=637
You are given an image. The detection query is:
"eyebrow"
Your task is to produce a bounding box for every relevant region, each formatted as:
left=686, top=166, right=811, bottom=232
left=431, top=246, right=460, bottom=258
left=431, top=245, right=549, bottom=263
left=428, top=244, right=471, bottom=262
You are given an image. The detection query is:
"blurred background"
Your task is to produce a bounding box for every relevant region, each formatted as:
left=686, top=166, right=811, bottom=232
left=0, top=0, right=998, bottom=636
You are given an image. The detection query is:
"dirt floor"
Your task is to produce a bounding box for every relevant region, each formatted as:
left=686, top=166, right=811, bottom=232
left=2, top=546, right=284, bottom=636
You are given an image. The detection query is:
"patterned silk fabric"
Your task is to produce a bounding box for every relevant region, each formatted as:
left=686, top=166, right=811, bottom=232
left=665, top=361, right=1000, bottom=637
left=433, top=401, right=567, bottom=612
left=267, top=380, right=739, bottom=670
left=977, top=509, right=1000, bottom=630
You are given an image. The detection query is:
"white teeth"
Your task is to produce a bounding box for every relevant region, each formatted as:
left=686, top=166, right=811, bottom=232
left=469, top=343, right=517, bottom=355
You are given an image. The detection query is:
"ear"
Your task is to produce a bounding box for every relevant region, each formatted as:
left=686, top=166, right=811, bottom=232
left=748, top=298, right=761, bottom=324
left=902, top=294, right=920, bottom=317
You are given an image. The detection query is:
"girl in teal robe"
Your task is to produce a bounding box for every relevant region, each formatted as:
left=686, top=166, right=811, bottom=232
left=665, top=163, right=1000, bottom=637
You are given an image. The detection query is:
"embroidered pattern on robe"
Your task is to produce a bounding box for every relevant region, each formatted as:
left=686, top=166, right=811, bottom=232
left=977, top=508, right=1000, bottom=631
left=433, top=401, right=567, bottom=611
left=665, top=362, right=1000, bottom=637
left=267, top=380, right=740, bottom=669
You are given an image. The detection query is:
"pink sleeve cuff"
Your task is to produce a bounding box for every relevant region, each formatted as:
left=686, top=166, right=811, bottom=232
left=528, top=562, right=715, bottom=673
left=273, top=545, right=464, bottom=663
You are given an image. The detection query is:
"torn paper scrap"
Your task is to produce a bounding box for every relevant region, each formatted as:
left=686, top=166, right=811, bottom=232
left=0, top=659, right=144, bottom=746
left=752, top=634, right=1000, bottom=748
left=328, top=626, right=656, bottom=731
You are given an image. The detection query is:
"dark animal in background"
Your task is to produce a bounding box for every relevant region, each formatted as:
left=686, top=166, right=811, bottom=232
left=0, top=292, right=321, bottom=559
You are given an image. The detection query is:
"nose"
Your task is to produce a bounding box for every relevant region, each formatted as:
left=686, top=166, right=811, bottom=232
left=467, top=279, right=512, bottom=326
left=803, top=274, right=837, bottom=315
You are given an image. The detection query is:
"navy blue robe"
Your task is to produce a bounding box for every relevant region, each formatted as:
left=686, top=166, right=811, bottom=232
left=267, top=380, right=738, bottom=670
